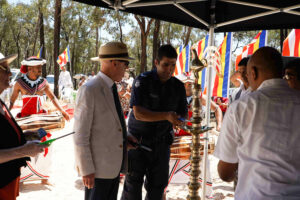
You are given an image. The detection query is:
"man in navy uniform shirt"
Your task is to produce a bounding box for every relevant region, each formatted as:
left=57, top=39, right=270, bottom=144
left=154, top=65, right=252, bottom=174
left=121, top=45, right=188, bottom=200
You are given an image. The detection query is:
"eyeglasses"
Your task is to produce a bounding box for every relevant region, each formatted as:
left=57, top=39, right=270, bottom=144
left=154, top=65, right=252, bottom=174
left=283, top=73, right=296, bottom=80
left=0, top=65, right=11, bottom=74
left=112, top=60, right=129, bottom=67
left=119, top=60, right=130, bottom=67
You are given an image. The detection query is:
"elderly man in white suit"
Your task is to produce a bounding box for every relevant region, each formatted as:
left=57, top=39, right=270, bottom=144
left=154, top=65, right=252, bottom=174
left=74, top=42, right=137, bottom=200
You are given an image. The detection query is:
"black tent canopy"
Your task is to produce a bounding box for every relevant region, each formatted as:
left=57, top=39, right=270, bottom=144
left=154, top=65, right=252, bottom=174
left=72, top=0, right=300, bottom=198
left=73, top=0, right=300, bottom=32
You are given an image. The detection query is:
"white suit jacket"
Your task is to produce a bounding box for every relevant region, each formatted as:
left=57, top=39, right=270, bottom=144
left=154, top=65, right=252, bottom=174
left=73, top=72, right=125, bottom=179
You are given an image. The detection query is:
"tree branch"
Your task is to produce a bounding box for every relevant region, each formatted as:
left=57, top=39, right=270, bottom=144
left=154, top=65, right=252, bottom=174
left=145, top=18, right=154, bottom=36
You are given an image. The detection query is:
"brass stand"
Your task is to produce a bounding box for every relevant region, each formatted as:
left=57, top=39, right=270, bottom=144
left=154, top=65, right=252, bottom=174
left=187, top=60, right=212, bottom=200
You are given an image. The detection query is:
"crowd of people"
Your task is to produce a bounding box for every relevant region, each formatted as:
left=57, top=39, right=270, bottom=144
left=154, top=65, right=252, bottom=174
left=0, top=41, right=300, bottom=200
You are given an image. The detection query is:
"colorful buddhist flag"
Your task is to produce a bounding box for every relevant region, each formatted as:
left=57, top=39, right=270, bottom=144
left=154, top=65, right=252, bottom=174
left=37, top=46, right=43, bottom=58
left=212, top=32, right=232, bottom=97
left=282, top=29, right=300, bottom=57
left=57, top=46, right=70, bottom=66
left=194, top=35, right=209, bottom=91
left=174, top=44, right=190, bottom=76
left=235, top=30, right=268, bottom=70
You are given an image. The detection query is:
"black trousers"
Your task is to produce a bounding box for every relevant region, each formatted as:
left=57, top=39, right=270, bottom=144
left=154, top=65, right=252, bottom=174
left=121, top=142, right=170, bottom=200
left=85, top=176, right=120, bottom=200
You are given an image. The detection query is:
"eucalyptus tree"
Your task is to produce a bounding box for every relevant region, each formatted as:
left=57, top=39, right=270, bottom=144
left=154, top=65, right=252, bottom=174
left=53, top=0, right=62, bottom=97
left=152, top=19, right=160, bottom=69
left=89, top=7, right=106, bottom=72
left=60, top=2, right=96, bottom=76
left=104, top=10, right=131, bottom=43
left=9, top=3, right=39, bottom=67
left=134, top=15, right=154, bottom=73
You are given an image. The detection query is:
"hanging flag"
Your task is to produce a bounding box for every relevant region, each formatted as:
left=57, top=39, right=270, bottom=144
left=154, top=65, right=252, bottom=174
left=57, top=46, right=70, bottom=66
left=174, top=44, right=190, bottom=76
left=193, top=35, right=209, bottom=91
left=282, top=29, right=300, bottom=57
left=37, top=46, right=43, bottom=58
left=235, top=30, right=268, bottom=70
left=212, top=32, right=232, bottom=97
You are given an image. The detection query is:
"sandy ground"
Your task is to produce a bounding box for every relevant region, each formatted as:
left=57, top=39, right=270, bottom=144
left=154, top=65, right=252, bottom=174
left=15, top=113, right=234, bottom=200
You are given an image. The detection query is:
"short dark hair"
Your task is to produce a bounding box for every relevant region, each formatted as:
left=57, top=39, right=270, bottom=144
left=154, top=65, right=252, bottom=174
left=284, top=58, right=300, bottom=80
left=157, top=44, right=177, bottom=61
left=238, top=57, right=250, bottom=67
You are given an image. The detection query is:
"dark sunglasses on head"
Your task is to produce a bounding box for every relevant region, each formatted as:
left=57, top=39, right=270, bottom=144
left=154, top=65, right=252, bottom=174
left=0, top=65, right=10, bottom=73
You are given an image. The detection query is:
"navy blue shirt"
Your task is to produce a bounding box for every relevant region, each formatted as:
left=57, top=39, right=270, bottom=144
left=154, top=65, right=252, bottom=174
left=128, top=69, right=187, bottom=140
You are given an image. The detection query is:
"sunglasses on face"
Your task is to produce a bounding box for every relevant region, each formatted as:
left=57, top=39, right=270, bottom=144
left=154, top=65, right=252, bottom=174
left=0, top=65, right=10, bottom=74
left=112, top=60, right=129, bottom=67
left=119, top=60, right=130, bottom=67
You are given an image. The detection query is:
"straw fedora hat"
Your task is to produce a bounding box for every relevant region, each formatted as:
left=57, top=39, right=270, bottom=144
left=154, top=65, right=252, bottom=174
left=0, top=53, right=17, bottom=65
left=91, top=42, right=134, bottom=62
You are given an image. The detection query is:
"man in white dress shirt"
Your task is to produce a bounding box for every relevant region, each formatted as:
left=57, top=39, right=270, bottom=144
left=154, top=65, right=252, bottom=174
left=214, top=47, right=300, bottom=200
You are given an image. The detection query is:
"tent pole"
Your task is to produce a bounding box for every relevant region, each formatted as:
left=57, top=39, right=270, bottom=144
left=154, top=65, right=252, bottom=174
left=201, top=26, right=214, bottom=199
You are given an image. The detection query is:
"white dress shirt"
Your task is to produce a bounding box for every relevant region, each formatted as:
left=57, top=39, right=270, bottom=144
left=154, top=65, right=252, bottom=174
left=87, top=75, right=95, bottom=82
left=229, top=82, right=252, bottom=104
left=98, top=71, right=114, bottom=88
left=58, top=70, right=73, bottom=88
left=239, top=82, right=251, bottom=97
left=214, top=79, right=300, bottom=200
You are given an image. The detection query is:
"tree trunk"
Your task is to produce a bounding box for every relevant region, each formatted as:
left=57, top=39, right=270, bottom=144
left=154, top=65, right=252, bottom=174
left=184, top=27, right=192, bottom=47
left=152, top=19, right=160, bottom=69
left=24, top=37, right=30, bottom=58
left=11, top=26, right=21, bottom=68
left=53, top=0, right=62, bottom=97
left=72, top=29, right=78, bottom=76
left=141, top=32, right=147, bottom=72
left=95, top=26, right=99, bottom=71
left=71, top=44, right=75, bottom=75
left=48, top=55, right=52, bottom=74
left=0, top=30, right=5, bottom=49
left=32, top=16, right=40, bottom=56
left=280, top=29, right=284, bottom=53
left=117, top=12, right=123, bottom=43
left=134, top=15, right=154, bottom=73
left=167, top=23, right=171, bottom=44
left=280, top=29, right=288, bottom=53
left=160, top=25, right=165, bottom=45
left=4, top=41, right=10, bottom=56
left=39, top=6, right=46, bottom=78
